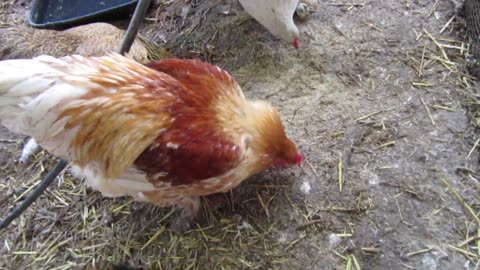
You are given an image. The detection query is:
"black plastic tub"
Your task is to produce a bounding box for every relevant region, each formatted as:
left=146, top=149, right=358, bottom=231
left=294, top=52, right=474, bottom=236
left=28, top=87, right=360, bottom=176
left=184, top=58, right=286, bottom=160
left=28, top=0, right=139, bottom=30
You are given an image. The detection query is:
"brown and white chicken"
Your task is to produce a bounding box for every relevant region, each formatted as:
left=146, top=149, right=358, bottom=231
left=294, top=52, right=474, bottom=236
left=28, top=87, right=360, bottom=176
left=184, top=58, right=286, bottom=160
left=0, top=53, right=303, bottom=230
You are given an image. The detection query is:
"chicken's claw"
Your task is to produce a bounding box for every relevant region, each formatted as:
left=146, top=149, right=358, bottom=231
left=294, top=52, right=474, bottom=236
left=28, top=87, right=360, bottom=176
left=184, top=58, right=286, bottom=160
left=295, top=2, right=316, bottom=21
left=169, top=196, right=200, bottom=233
left=170, top=214, right=194, bottom=233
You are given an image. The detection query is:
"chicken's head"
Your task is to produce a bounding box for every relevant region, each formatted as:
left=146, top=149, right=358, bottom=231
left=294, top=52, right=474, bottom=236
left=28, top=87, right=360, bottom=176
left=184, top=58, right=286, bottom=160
left=245, top=101, right=303, bottom=168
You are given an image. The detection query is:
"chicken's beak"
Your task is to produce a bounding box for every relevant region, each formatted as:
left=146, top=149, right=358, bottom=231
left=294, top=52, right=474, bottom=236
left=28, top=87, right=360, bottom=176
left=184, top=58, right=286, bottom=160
left=293, top=39, right=300, bottom=49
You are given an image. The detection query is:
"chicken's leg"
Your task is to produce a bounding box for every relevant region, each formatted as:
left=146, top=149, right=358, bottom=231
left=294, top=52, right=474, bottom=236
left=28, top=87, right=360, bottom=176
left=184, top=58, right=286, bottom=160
left=170, top=195, right=200, bottom=233
left=139, top=191, right=201, bottom=232
left=296, top=0, right=317, bottom=21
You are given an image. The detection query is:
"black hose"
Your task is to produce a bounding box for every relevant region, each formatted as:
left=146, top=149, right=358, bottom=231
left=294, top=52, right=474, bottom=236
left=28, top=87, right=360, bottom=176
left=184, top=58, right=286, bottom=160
left=120, top=0, right=152, bottom=55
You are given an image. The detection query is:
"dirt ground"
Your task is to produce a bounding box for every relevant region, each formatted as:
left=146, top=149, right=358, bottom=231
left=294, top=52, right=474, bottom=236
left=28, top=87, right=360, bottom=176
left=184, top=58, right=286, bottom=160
left=0, top=0, right=479, bottom=269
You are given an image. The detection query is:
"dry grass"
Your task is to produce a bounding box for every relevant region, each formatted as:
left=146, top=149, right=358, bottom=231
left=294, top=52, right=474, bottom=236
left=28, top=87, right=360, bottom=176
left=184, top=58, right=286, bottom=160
left=0, top=150, right=305, bottom=269
left=402, top=14, right=480, bottom=268
left=407, top=18, right=480, bottom=129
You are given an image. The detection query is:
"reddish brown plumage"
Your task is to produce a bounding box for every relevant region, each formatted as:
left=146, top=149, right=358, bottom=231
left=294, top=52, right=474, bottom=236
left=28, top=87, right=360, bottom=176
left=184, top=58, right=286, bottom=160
left=134, top=121, right=242, bottom=186
left=131, top=59, right=244, bottom=186
left=133, top=58, right=303, bottom=192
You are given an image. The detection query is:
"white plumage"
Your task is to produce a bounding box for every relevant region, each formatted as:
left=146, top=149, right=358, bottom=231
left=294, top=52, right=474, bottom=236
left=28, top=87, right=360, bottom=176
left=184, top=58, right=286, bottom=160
left=0, top=56, right=86, bottom=139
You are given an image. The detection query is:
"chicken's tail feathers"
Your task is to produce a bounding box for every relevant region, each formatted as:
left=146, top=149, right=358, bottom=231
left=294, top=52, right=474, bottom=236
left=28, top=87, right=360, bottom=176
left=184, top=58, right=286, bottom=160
left=0, top=56, right=58, bottom=128
left=0, top=55, right=58, bottom=94
left=0, top=55, right=90, bottom=136
left=0, top=52, right=127, bottom=99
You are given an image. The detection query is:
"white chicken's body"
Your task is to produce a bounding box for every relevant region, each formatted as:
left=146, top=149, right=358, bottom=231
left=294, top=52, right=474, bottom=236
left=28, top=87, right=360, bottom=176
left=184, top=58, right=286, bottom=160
left=239, top=0, right=301, bottom=46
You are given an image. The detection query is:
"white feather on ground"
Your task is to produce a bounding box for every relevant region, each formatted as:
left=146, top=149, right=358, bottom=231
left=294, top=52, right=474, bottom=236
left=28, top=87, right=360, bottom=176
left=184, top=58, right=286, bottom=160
left=300, top=180, right=311, bottom=194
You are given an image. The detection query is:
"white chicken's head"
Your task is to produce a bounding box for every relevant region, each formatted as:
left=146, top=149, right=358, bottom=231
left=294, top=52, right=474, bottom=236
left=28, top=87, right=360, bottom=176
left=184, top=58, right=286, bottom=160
left=275, top=22, right=300, bottom=49
left=256, top=14, right=300, bottom=49
left=239, top=0, right=301, bottom=48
